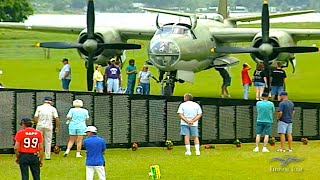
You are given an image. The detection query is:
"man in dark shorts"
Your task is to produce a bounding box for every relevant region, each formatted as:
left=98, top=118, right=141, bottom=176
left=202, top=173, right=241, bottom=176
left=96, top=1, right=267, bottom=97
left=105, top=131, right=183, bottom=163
left=14, top=117, right=44, bottom=180
left=253, top=92, right=275, bottom=152
left=270, top=62, right=287, bottom=101
left=215, top=67, right=231, bottom=98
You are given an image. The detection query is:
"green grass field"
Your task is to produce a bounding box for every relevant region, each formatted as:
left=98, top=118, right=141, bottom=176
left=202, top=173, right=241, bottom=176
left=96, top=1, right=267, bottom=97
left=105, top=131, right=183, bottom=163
left=1, top=22, right=320, bottom=101
left=1, top=142, right=319, bottom=180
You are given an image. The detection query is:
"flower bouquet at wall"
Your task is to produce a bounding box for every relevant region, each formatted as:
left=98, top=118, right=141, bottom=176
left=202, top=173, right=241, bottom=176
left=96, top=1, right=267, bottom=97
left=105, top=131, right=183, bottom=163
left=131, top=143, right=138, bottom=151
left=233, top=139, right=241, bottom=148
left=204, top=144, right=216, bottom=149
left=165, top=140, right=173, bottom=150
left=269, top=137, right=276, bottom=146
left=53, top=145, right=61, bottom=155
left=301, top=138, right=308, bottom=145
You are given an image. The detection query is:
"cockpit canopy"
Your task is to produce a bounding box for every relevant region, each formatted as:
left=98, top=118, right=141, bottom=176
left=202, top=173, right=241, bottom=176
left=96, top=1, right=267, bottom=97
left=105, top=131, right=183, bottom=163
left=155, top=24, right=195, bottom=39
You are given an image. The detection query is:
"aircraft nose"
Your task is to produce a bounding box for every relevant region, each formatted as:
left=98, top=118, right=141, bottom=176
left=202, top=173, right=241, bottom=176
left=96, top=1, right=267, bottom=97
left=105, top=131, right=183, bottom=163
left=148, top=40, right=180, bottom=67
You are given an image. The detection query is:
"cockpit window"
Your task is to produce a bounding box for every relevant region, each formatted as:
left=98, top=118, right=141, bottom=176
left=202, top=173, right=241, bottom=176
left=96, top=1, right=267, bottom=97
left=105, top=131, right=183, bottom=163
left=155, top=25, right=195, bottom=39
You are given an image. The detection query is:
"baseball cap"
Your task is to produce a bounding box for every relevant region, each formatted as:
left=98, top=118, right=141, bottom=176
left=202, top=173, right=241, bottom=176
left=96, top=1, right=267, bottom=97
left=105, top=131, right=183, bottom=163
left=110, top=58, right=116, bottom=62
left=280, top=91, right=288, bottom=96
left=21, top=117, right=34, bottom=124
left=85, top=126, right=97, bottom=133
left=261, top=92, right=269, bottom=97
left=43, top=96, right=53, bottom=102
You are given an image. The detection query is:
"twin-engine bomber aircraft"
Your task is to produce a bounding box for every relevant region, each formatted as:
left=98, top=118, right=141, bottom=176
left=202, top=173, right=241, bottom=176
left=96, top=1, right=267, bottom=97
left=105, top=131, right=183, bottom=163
left=1, top=0, right=320, bottom=95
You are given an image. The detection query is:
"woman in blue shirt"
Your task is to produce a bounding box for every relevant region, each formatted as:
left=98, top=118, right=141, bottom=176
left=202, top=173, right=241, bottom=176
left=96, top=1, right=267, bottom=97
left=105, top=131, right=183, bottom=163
left=63, top=99, right=89, bottom=158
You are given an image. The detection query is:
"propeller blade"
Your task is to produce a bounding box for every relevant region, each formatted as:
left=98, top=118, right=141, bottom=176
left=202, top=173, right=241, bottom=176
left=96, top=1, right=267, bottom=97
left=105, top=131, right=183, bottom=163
left=86, top=52, right=94, bottom=91
left=38, top=42, right=82, bottom=49
left=98, top=43, right=142, bottom=50
left=290, top=59, right=297, bottom=73
left=273, top=46, right=319, bottom=53
left=214, top=47, right=260, bottom=54
left=262, top=0, right=270, bottom=43
left=87, top=0, right=95, bottom=39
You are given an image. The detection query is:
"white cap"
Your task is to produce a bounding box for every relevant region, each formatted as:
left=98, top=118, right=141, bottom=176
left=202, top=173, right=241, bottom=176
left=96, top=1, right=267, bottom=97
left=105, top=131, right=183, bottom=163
left=85, top=126, right=97, bottom=133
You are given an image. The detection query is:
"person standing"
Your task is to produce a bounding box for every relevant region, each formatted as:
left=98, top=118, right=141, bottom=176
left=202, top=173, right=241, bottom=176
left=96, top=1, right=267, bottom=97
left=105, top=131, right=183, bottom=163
left=241, top=63, right=252, bottom=100
left=277, top=91, right=295, bottom=152
left=84, top=126, right=107, bottom=180
left=177, top=93, right=202, bottom=156
left=215, top=67, right=231, bottom=98
left=59, top=58, right=71, bottom=91
left=14, top=117, right=44, bottom=180
left=253, top=92, right=275, bottom=153
left=138, top=65, right=158, bottom=95
left=253, top=63, right=267, bottom=100
left=64, top=99, right=89, bottom=158
left=125, top=59, right=138, bottom=94
left=104, top=58, right=121, bottom=93
left=270, top=62, right=287, bottom=101
left=34, top=96, right=60, bottom=160
left=93, top=65, right=104, bottom=93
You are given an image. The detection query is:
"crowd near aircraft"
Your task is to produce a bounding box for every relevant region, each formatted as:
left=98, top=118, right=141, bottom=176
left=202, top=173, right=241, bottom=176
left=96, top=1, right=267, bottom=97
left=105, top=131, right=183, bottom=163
left=1, top=0, right=320, bottom=96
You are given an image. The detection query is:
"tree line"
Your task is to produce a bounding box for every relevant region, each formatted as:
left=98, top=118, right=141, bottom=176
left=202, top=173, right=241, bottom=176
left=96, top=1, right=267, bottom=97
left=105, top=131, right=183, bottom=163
left=1, top=0, right=320, bottom=22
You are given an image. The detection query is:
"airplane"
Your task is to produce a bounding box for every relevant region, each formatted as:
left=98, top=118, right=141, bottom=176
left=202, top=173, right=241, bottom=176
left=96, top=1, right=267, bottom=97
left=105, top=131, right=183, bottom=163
left=1, top=0, right=320, bottom=96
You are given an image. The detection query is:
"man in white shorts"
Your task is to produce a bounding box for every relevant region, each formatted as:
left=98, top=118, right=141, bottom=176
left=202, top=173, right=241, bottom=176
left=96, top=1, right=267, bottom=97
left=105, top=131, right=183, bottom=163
left=177, top=93, right=202, bottom=155
left=84, top=126, right=106, bottom=180
left=34, top=96, right=60, bottom=160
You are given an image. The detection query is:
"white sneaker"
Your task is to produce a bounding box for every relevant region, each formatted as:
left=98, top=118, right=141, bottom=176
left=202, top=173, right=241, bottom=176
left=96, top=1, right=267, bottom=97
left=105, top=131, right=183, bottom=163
left=253, top=147, right=259, bottom=152
left=76, top=154, right=83, bottom=158
left=63, top=153, right=68, bottom=157
left=277, top=149, right=285, bottom=152
left=185, top=151, right=191, bottom=156
left=195, top=151, right=200, bottom=156
left=288, top=149, right=293, bottom=152
left=262, top=147, right=270, bottom=152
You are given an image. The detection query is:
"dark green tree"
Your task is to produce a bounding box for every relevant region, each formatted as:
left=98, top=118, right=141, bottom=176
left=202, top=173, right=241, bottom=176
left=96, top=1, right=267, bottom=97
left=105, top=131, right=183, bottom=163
left=0, top=0, right=33, bottom=22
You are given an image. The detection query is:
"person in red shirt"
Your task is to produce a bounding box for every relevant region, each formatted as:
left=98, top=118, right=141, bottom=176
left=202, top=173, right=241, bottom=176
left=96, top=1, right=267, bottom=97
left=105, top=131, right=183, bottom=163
left=14, top=117, right=44, bottom=180
left=241, top=63, right=252, bottom=100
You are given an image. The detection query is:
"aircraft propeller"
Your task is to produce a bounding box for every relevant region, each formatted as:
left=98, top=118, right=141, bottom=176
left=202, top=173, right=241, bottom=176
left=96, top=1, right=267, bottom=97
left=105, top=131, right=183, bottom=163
left=38, top=0, right=141, bottom=91
left=214, top=0, right=318, bottom=92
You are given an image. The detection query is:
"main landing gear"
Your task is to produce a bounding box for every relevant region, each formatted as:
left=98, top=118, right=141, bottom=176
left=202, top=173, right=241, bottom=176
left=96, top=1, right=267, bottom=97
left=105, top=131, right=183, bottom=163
left=159, top=71, right=184, bottom=96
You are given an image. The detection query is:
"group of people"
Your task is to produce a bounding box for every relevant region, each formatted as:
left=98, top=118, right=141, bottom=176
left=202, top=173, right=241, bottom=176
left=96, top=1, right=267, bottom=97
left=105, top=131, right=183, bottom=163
left=178, top=91, right=295, bottom=155
left=241, top=62, right=287, bottom=100
left=254, top=91, right=294, bottom=152
left=14, top=97, right=106, bottom=180
left=58, top=57, right=160, bottom=95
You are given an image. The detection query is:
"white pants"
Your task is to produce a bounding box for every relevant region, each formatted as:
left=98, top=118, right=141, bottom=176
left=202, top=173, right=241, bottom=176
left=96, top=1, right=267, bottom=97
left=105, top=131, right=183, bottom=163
left=86, top=166, right=106, bottom=180
left=36, top=126, right=52, bottom=159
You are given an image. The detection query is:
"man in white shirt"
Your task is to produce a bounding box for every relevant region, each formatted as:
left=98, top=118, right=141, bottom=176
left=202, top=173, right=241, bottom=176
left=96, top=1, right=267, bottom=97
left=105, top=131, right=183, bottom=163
left=177, top=93, right=202, bottom=155
left=34, top=97, right=60, bottom=160
left=59, top=58, right=71, bottom=91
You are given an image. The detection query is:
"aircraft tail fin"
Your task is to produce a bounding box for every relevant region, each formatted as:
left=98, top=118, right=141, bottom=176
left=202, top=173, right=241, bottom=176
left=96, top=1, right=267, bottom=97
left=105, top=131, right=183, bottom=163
left=218, top=0, right=228, bottom=19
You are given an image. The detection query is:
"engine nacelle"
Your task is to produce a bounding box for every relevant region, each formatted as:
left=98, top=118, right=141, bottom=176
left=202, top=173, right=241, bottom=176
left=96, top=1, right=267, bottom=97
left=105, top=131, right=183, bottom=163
left=250, top=31, right=296, bottom=66
left=77, top=27, right=127, bottom=66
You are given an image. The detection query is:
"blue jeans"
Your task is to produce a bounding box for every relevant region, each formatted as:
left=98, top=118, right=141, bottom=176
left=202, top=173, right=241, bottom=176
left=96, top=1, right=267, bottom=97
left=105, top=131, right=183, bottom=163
left=140, top=83, right=150, bottom=95
left=243, top=83, right=250, bottom=100
left=62, top=79, right=71, bottom=90
left=126, top=79, right=136, bottom=94
left=271, top=86, right=284, bottom=96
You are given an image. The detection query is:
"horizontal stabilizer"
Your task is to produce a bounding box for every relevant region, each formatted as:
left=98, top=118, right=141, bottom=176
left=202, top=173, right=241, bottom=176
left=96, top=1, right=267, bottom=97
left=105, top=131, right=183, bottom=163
left=228, top=10, right=314, bottom=23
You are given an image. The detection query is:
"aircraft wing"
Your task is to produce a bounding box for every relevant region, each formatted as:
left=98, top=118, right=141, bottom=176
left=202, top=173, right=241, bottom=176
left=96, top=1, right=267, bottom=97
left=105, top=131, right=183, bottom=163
left=0, top=22, right=156, bottom=40
left=227, top=10, right=315, bottom=22
left=210, top=28, right=320, bottom=43
left=0, top=22, right=84, bottom=34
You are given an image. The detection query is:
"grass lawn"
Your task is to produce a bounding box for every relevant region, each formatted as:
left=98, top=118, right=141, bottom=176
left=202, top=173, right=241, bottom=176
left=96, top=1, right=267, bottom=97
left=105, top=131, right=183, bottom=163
left=0, top=141, right=319, bottom=180
left=1, top=22, right=320, bottom=102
